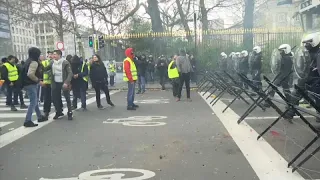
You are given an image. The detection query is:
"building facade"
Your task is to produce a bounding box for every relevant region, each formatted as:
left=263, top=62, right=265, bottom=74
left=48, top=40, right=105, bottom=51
left=0, top=3, right=13, bottom=57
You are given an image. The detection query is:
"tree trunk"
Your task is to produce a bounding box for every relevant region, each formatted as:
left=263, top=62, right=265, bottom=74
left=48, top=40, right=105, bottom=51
left=199, top=0, right=208, bottom=42
left=243, top=0, right=254, bottom=50
left=175, top=0, right=192, bottom=42
left=147, top=0, right=164, bottom=55
left=66, top=0, right=85, bottom=57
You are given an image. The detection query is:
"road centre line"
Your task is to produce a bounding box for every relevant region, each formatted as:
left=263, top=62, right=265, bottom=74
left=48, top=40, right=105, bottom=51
left=200, top=92, right=305, bottom=180
left=0, top=90, right=120, bottom=149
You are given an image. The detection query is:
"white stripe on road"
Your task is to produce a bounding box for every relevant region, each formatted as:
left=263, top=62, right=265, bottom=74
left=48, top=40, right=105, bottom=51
left=0, top=90, right=120, bottom=149
left=244, top=116, right=314, bottom=120
left=0, top=121, right=13, bottom=128
left=200, top=92, right=305, bottom=180
left=0, top=107, right=44, bottom=111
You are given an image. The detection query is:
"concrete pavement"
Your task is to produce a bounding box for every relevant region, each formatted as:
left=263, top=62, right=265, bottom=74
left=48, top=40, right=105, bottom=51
left=0, top=90, right=258, bottom=180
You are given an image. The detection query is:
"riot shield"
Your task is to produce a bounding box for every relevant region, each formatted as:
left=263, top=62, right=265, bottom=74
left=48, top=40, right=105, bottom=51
left=232, top=55, right=240, bottom=71
left=270, top=48, right=281, bottom=75
left=248, top=52, right=254, bottom=71
left=293, top=47, right=311, bottom=79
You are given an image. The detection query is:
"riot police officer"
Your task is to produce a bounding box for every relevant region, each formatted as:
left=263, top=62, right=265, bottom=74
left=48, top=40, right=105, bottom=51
left=250, top=46, right=263, bottom=89
left=264, top=44, right=293, bottom=108
left=284, top=34, right=320, bottom=121
left=239, top=50, right=249, bottom=89
left=218, top=52, right=228, bottom=72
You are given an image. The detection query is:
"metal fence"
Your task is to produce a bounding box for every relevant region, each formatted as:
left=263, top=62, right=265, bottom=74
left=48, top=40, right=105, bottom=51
left=102, top=28, right=304, bottom=72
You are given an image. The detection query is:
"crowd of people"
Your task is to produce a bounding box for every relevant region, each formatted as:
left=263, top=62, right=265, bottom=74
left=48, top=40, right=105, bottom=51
left=0, top=48, right=114, bottom=128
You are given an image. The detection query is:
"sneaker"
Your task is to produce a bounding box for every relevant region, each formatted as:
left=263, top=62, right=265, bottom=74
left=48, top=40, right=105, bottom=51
left=81, top=108, right=87, bottom=112
left=38, top=115, right=48, bottom=122
left=176, top=98, right=181, bottom=102
left=127, top=106, right=136, bottom=110
left=136, top=91, right=141, bottom=94
left=11, top=106, right=17, bottom=111
left=24, top=121, right=38, bottom=127
left=13, top=102, right=19, bottom=105
left=20, top=104, right=28, bottom=109
left=67, top=112, right=73, bottom=120
left=141, top=91, right=145, bottom=94
left=108, top=102, right=115, bottom=107
left=98, top=105, right=106, bottom=110
left=53, top=112, right=64, bottom=119
left=72, top=106, right=77, bottom=110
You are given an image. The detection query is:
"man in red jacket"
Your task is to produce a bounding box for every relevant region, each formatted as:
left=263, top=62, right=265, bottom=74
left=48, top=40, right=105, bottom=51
left=123, top=48, right=139, bottom=110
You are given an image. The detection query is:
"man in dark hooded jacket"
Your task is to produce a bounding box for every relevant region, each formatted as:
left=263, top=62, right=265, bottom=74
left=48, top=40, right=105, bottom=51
left=156, top=55, right=167, bottom=90
left=136, top=54, right=148, bottom=94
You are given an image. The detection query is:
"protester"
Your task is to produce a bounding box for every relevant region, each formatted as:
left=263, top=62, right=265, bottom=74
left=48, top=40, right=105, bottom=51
left=136, top=54, right=148, bottom=94
left=22, top=47, right=46, bottom=127
left=168, top=55, right=180, bottom=97
left=108, top=60, right=116, bottom=86
left=147, top=55, right=155, bottom=83
left=1, top=55, right=20, bottom=111
left=13, top=57, right=27, bottom=109
left=90, top=54, right=114, bottom=109
left=48, top=50, right=73, bottom=120
left=156, top=55, right=167, bottom=90
left=71, top=55, right=88, bottom=111
left=176, top=49, right=193, bottom=101
left=123, top=48, right=139, bottom=110
left=41, top=52, right=53, bottom=119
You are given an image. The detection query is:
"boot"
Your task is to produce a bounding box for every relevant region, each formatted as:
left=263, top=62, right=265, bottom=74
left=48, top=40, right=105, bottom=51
left=20, top=104, right=28, bottom=109
left=67, top=112, right=73, bottom=120
left=11, top=105, right=17, bottom=111
left=38, top=115, right=48, bottom=122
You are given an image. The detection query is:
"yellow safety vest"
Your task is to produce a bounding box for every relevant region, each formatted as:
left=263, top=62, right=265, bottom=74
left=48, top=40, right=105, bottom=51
left=168, top=60, right=179, bottom=79
left=3, top=62, right=19, bottom=81
left=42, top=59, right=52, bottom=84
left=123, top=57, right=137, bottom=81
left=81, top=63, right=89, bottom=82
left=109, top=64, right=116, bottom=72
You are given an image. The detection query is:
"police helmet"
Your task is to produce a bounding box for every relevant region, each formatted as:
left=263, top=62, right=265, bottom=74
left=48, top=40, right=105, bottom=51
left=278, top=44, right=291, bottom=54
left=241, top=50, right=249, bottom=57
left=253, top=46, right=261, bottom=53
left=302, top=34, right=320, bottom=47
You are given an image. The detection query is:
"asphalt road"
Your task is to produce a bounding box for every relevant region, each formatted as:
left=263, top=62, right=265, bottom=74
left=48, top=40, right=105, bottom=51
left=0, top=90, right=259, bottom=180
left=211, top=93, right=320, bottom=180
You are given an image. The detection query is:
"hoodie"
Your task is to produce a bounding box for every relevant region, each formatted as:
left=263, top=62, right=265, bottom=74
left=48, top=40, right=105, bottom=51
left=123, top=48, right=135, bottom=82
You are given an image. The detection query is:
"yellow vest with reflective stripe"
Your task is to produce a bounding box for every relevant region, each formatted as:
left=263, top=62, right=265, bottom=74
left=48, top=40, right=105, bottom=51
left=168, top=60, right=179, bottom=79
left=123, top=57, right=137, bottom=81
left=81, top=63, right=88, bottom=82
left=3, top=62, right=18, bottom=81
left=42, top=59, right=52, bottom=84
left=109, top=63, right=116, bottom=72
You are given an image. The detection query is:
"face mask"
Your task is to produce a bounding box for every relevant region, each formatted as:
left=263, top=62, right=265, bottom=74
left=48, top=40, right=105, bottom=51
left=305, top=43, right=313, bottom=51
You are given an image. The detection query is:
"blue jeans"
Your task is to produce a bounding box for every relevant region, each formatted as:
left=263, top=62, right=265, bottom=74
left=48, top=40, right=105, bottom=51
left=24, top=84, right=42, bottom=122
left=138, top=75, right=146, bottom=92
left=127, top=82, right=136, bottom=107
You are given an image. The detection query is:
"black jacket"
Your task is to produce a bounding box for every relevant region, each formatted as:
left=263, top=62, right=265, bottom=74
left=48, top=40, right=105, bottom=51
left=251, top=53, right=262, bottom=71
left=89, top=62, right=108, bottom=86
left=239, top=56, right=249, bottom=72
left=280, top=53, right=293, bottom=78
left=157, top=59, right=167, bottom=73
left=135, top=58, right=148, bottom=76
left=71, top=62, right=88, bottom=88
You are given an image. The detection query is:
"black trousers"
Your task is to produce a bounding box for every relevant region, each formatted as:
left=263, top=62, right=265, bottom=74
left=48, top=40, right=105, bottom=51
left=72, top=85, right=87, bottom=108
left=109, top=76, right=115, bottom=86
left=178, top=73, right=191, bottom=99
left=42, top=85, right=52, bottom=114
left=159, top=73, right=166, bottom=89
left=268, top=75, right=291, bottom=100
left=94, top=82, right=112, bottom=107
left=6, top=83, right=17, bottom=106
left=13, top=88, right=24, bottom=105
left=52, top=83, right=72, bottom=113
left=251, top=70, right=262, bottom=89
left=171, top=78, right=180, bottom=97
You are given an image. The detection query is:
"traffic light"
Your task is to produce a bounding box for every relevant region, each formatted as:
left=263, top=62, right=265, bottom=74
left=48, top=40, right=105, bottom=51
left=98, top=35, right=105, bottom=49
left=88, top=36, right=93, bottom=47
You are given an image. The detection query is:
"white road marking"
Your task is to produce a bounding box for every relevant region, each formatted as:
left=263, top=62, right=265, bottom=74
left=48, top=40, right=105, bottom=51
left=0, top=107, right=44, bottom=111
left=0, top=121, right=13, bottom=128
left=103, top=116, right=167, bottom=127
left=200, top=92, right=305, bottom=180
left=0, top=90, right=120, bottom=149
left=245, top=116, right=314, bottom=120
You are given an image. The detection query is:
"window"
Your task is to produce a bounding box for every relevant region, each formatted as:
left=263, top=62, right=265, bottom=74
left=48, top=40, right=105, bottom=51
left=11, top=27, right=14, bottom=33
left=40, top=23, right=44, bottom=33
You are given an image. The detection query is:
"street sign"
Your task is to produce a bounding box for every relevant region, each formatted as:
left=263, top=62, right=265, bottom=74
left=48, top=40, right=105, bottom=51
left=56, top=42, right=64, bottom=50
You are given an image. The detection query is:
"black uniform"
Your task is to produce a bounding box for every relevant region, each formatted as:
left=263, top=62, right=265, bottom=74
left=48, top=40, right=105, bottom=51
left=284, top=46, right=320, bottom=119
left=239, top=56, right=249, bottom=89
left=265, top=52, right=293, bottom=107
left=251, top=52, right=262, bottom=89
left=157, top=58, right=167, bottom=90
left=218, top=58, right=228, bottom=72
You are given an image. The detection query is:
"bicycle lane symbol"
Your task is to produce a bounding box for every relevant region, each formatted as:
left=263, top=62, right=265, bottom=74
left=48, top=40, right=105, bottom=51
left=103, top=116, right=167, bottom=127
left=40, top=168, right=156, bottom=180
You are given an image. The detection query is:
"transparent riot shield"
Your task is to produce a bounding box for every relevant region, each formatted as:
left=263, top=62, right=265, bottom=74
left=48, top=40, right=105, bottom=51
left=270, top=48, right=281, bottom=75
left=293, top=47, right=311, bottom=79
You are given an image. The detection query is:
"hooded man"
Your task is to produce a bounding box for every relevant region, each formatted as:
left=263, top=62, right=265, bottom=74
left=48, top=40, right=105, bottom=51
left=136, top=54, right=148, bottom=94
left=156, top=55, right=167, bottom=90
left=147, top=55, right=155, bottom=83
left=123, top=48, right=139, bottom=110
left=168, top=54, right=180, bottom=97
left=22, top=47, right=47, bottom=127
